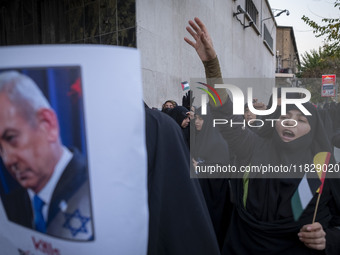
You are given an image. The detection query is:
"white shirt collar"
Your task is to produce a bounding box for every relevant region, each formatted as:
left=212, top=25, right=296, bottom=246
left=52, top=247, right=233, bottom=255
left=28, top=146, right=73, bottom=219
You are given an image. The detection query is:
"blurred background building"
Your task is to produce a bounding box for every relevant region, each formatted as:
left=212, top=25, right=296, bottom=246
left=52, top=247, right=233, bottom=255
left=275, top=26, right=300, bottom=87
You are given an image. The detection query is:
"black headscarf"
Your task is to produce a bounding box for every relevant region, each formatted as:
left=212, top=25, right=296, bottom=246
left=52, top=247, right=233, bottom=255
left=168, top=106, right=190, bottom=147
left=328, top=102, right=337, bottom=132
left=191, top=106, right=230, bottom=164
left=168, top=106, right=189, bottom=126
left=334, top=103, right=340, bottom=129
left=317, top=107, right=334, bottom=143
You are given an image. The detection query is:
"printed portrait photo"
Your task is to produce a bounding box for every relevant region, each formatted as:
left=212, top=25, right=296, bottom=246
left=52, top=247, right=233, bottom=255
left=0, top=67, right=94, bottom=241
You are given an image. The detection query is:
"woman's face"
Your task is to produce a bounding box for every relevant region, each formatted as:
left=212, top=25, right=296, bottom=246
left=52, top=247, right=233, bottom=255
left=275, top=109, right=311, bottom=142
left=195, top=115, right=204, bottom=131
left=181, top=116, right=190, bottom=128
left=164, top=102, right=174, bottom=109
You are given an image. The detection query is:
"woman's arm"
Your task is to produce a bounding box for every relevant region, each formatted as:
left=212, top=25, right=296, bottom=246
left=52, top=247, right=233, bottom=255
left=184, top=17, right=259, bottom=165
left=184, top=17, right=228, bottom=105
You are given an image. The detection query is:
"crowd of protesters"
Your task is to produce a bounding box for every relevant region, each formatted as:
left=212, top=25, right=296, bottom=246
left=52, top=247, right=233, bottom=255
left=144, top=17, right=340, bottom=255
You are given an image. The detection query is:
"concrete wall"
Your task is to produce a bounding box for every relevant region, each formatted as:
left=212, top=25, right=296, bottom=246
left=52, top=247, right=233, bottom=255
left=137, top=0, right=276, bottom=109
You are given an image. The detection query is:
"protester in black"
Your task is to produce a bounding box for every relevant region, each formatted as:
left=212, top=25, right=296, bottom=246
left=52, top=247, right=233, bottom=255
left=191, top=106, right=233, bottom=250
left=144, top=104, right=220, bottom=255
left=167, top=106, right=190, bottom=148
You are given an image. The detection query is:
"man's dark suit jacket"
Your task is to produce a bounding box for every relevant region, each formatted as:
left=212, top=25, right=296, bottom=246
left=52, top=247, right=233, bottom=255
left=1, top=149, right=94, bottom=241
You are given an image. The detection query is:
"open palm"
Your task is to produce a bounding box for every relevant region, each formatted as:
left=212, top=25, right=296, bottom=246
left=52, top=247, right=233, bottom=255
left=184, top=17, right=216, bottom=62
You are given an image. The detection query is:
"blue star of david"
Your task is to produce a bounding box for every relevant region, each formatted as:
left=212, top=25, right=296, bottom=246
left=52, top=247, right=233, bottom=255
left=63, top=209, right=90, bottom=237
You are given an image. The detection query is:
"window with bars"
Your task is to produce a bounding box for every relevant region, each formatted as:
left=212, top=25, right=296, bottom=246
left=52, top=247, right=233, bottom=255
left=245, top=0, right=258, bottom=25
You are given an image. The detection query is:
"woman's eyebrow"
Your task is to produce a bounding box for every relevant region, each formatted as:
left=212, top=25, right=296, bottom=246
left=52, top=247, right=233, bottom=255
left=295, top=112, right=306, bottom=117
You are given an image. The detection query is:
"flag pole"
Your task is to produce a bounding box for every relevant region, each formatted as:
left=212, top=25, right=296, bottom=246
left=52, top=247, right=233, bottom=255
left=312, top=192, right=322, bottom=223
left=311, top=152, right=330, bottom=223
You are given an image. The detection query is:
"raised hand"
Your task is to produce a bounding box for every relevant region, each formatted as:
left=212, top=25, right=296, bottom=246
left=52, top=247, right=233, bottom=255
left=184, top=17, right=216, bottom=62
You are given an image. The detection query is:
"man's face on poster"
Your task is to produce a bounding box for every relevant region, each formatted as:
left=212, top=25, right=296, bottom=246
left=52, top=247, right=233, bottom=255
left=0, top=93, right=55, bottom=193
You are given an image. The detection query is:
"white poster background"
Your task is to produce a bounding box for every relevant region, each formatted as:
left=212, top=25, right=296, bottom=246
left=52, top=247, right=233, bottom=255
left=0, top=45, right=148, bottom=254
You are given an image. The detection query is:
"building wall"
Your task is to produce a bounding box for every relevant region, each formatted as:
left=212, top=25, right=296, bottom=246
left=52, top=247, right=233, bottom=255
left=137, top=0, right=276, bottom=108
left=276, top=26, right=299, bottom=74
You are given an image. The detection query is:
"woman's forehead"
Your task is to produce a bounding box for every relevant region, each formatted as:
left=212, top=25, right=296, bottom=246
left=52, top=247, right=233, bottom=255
left=288, top=109, right=304, bottom=115
left=281, top=109, right=307, bottom=117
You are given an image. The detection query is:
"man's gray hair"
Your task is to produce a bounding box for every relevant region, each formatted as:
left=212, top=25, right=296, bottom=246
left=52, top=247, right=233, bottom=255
left=0, top=71, right=51, bottom=121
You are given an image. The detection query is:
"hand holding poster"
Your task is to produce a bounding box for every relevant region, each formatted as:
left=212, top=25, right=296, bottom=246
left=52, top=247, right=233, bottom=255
left=0, top=45, right=148, bottom=254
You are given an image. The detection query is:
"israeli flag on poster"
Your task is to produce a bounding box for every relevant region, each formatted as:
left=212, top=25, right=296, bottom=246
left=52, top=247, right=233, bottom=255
left=181, top=81, right=190, bottom=91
